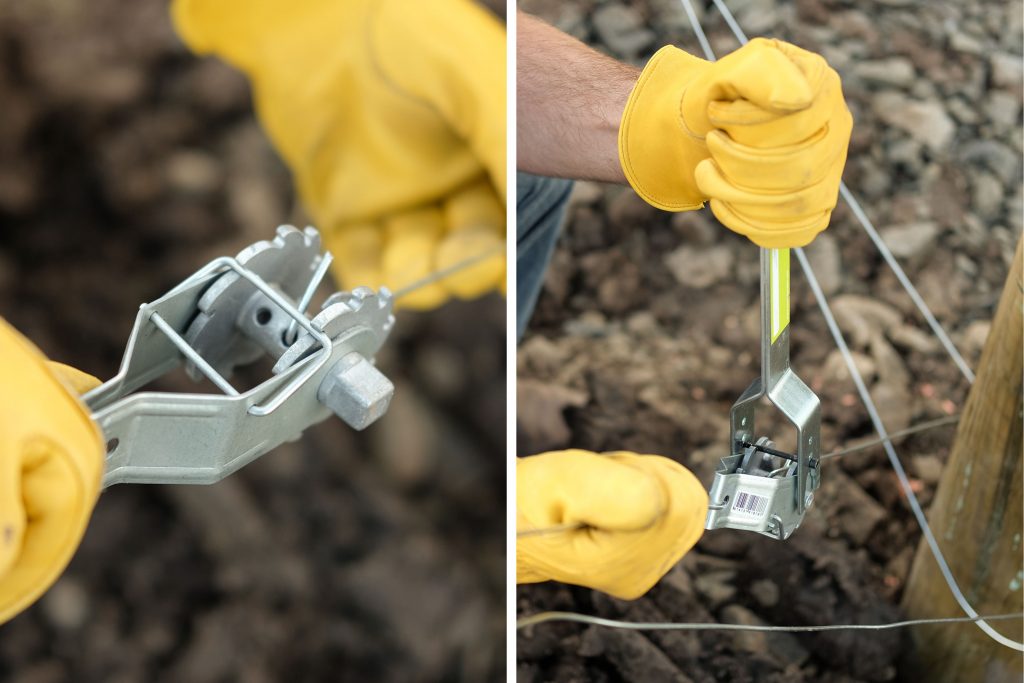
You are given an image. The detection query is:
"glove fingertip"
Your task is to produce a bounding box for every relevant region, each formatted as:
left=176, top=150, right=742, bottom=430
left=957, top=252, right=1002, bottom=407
left=381, top=231, right=449, bottom=310
left=760, top=45, right=816, bottom=112
left=48, top=363, right=102, bottom=396
left=436, top=229, right=505, bottom=299
left=605, top=581, right=654, bottom=601
left=692, top=158, right=721, bottom=195
left=768, top=80, right=814, bottom=113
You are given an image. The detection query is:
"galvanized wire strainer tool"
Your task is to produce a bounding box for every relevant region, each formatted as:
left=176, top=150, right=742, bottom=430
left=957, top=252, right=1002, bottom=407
left=705, top=248, right=821, bottom=540
left=84, top=225, right=395, bottom=488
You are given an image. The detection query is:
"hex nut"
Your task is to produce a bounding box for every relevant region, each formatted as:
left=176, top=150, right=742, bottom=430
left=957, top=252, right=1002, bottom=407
left=317, top=351, right=393, bottom=430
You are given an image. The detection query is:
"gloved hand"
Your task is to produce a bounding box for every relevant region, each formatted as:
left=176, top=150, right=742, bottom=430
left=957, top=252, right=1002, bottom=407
left=618, top=38, right=852, bottom=248
left=517, top=449, right=708, bottom=600
left=0, top=319, right=104, bottom=624
left=172, top=0, right=506, bottom=310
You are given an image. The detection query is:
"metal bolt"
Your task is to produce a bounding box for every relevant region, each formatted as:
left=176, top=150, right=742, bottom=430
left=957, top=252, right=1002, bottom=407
left=317, top=351, right=393, bottom=430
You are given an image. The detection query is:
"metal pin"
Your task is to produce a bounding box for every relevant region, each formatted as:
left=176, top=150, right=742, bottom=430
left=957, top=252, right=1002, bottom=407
left=284, top=252, right=334, bottom=346
left=149, top=311, right=240, bottom=396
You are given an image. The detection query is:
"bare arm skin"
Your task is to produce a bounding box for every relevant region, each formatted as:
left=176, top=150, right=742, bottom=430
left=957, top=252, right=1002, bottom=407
left=517, top=11, right=640, bottom=182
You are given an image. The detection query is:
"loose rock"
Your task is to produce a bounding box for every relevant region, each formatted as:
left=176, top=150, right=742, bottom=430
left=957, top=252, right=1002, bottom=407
left=990, top=52, right=1024, bottom=92
left=591, top=4, right=655, bottom=58
left=664, top=245, right=734, bottom=288
left=694, top=570, right=737, bottom=607
left=879, top=221, right=939, bottom=260
left=971, top=172, right=1005, bottom=219
left=873, top=92, right=956, bottom=152
left=805, top=233, right=842, bottom=295
left=854, top=58, right=916, bottom=87
left=721, top=605, right=811, bottom=668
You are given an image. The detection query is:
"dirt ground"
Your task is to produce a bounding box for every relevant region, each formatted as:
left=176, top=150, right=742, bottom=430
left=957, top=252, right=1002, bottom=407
left=0, top=2, right=505, bottom=681
left=516, top=0, right=1021, bottom=681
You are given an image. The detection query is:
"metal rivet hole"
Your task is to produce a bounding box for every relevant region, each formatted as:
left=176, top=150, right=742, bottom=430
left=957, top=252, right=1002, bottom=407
left=255, top=308, right=272, bottom=325
left=106, top=438, right=119, bottom=454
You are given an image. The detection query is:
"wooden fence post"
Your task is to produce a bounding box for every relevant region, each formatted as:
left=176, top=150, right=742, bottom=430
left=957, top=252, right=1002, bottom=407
left=901, top=236, right=1023, bottom=681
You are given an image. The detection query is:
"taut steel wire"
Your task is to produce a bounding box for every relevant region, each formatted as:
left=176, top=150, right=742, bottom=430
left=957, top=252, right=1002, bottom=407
left=393, top=242, right=506, bottom=300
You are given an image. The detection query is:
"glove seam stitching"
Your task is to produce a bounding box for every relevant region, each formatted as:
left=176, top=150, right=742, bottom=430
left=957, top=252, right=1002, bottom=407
left=619, top=49, right=705, bottom=211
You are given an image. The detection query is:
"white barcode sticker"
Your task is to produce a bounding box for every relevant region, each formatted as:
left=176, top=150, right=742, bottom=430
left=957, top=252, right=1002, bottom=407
left=733, top=491, right=768, bottom=517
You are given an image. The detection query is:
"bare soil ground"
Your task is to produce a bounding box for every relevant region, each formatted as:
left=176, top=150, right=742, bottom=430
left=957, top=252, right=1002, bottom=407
left=0, top=2, right=505, bottom=681
left=516, top=0, right=1021, bottom=681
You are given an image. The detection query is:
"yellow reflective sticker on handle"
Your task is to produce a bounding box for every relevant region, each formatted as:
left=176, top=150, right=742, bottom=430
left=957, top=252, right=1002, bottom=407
left=770, top=248, right=790, bottom=343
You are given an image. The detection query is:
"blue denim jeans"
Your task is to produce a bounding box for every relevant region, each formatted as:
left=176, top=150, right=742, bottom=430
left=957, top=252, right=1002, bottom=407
left=516, top=172, right=574, bottom=338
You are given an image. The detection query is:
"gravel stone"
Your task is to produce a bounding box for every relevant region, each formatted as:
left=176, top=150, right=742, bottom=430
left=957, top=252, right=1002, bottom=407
left=879, top=221, right=939, bottom=259
left=949, top=30, right=985, bottom=55
left=958, top=140, right=1020, bottom=184
left=985, top=90, right=1021, bottom=129
left=664, top=245, right=734, bottom=288
left=694, top=570, right=738, bottom=607
left=912, top=455, right=944, bottom=485
left=873, top=92, right=956, bottom=152
left=972, top=172, right=1005, bottom=219
left=854, top=58, right=916, bottom=87
left=990, top=52, right=1024, bottom=91
left=591, top=4, right=655, bottom=58
left=40, top=578, right=90, bottom=631
left=721, top=605, right=811, bottom=667
left=750, top=579, right=781, bottom=608
left=805, top=233, right=842, bottom=295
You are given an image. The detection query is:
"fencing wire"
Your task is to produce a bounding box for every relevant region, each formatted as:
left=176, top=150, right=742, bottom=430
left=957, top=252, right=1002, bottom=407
left=517, top=1, right=1022, bottom=648
left=392, top=241, right=506, bottom=301
left=516, top=412, right=961, bottom=538
left=518, top=610, right=1024, bottom=633
left=820, top=414, right=959, bottom=461
left=796, top=249, right=1023, bottom=651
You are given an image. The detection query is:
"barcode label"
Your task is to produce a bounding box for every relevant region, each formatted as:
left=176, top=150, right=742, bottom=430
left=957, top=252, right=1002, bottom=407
left=733, top=491, right=768, bottom=517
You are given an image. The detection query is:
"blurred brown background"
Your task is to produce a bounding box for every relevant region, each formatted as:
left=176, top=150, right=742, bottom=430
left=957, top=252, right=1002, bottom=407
left=0, top=1, right=506, bottom=681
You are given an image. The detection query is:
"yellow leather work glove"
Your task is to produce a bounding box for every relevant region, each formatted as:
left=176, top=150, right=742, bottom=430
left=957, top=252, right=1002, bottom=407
left=0, top=319, right=104, bottom=624
left=618, top=38, right=852, bottom=248
left=172, top=0, right=506, bottom=310
left=517, top=450, right=708, bottom=600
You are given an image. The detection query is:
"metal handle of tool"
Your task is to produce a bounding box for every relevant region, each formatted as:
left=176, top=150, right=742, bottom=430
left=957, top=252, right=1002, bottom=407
left=706, top=248, right=821, bottom=539
left=731, top=248, right=821, bottom=512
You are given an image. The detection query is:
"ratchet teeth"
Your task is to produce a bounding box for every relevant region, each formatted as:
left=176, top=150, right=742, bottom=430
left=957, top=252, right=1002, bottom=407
left=269, top=224, right=320, bottom=253
left=347, top=290, right=365, bottom=311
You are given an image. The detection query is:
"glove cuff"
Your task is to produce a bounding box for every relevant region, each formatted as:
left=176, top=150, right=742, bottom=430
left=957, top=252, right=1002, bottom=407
left=618, top=45, right=711, bottom=212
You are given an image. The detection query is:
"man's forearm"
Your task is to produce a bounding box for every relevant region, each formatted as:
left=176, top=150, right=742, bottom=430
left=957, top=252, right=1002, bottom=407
left=516, top=11, right=639, bottom=182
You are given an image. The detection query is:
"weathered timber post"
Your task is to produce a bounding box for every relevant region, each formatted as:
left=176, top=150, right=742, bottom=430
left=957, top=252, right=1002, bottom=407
left=901, top=236, right=1023, bottom=682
